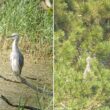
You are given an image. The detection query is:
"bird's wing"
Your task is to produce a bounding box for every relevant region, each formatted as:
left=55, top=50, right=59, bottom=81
left=19, top=52, right=24, bottom=69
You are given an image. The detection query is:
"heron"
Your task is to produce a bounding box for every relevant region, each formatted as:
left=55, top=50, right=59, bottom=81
left=83, top=56, right=91, bottom=79
left=10, top=33, right=24, bottom=77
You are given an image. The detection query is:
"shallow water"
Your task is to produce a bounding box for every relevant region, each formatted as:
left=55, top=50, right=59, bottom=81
left=0, top=51, right=53, bottom=110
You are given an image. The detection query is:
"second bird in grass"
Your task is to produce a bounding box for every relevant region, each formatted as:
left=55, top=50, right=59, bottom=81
left=10, top=33, right=24, bottom=77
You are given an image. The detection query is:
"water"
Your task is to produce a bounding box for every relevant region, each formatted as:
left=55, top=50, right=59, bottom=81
left=0, top=51, right=53, bottom=110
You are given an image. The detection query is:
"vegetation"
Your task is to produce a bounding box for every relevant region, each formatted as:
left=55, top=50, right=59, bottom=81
left=0, top=0, right=53, bottom=58
left=55, top=0, right=110, bottom=109
left=18, top=93, right=53, bottom=110
left=0, top=0, right=53, bottom=109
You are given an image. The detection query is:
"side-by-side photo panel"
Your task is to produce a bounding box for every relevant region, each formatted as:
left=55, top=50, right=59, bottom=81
left=55, top=0, right=110, bottom=110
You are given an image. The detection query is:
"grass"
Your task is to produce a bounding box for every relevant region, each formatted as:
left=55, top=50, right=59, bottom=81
left=18, top=92, right=53, bottom=110
left=18, top=97, right=25, bottom=110
left=0, top=0, right=53, bottom=58
left=55, top=59, right=110, bottom=109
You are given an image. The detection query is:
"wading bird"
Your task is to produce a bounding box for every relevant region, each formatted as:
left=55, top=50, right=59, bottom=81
left=10, top=33, right=24, bottom=77
left=83, top=56, right=91, bottom=79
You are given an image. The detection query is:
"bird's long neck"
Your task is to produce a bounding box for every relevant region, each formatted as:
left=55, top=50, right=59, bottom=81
left=12, top=39, right=19, bottom=52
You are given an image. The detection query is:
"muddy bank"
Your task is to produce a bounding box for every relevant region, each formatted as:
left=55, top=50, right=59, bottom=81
left=0, top=51, right=53, bottom=110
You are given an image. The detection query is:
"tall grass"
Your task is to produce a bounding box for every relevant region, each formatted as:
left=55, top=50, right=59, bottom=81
left=0, top=0, right=53, bottom=57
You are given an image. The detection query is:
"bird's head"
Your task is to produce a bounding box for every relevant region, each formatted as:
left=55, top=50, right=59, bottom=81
left=11, top=33, right=19, bottom=41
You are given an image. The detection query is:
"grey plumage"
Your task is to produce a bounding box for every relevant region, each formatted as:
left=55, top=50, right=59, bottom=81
left=10, top=33, right=24, bottom=76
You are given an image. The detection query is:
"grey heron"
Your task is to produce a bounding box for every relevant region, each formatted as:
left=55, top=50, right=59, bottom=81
left=10, top=33, right=24, bottom=76
left=83, top=56, right=91, bottom=79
